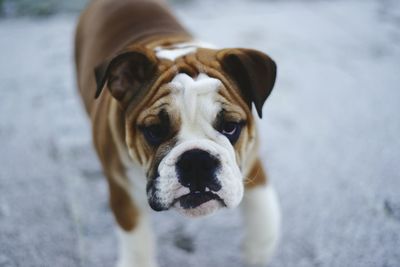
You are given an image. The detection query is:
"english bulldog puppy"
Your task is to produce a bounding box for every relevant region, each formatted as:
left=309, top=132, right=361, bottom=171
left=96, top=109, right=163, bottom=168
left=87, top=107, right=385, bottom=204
left=75, top=0, right=281, bottom=266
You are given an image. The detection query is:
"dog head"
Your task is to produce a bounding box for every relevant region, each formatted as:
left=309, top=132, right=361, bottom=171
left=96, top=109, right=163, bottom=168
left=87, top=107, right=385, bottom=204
left=94, top=44, right=276, bottom=217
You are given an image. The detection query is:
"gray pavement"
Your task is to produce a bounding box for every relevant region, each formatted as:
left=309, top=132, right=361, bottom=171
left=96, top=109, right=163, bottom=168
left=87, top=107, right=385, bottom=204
left=0, top=0, right=399, bottom=266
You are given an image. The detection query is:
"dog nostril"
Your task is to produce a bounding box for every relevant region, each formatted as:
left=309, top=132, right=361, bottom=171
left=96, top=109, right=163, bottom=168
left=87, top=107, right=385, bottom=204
left=181, top=161, right=193, bottom=172
left=177, top=150, right=217, bottom=172
left=201, top=157, right=218, bottom=170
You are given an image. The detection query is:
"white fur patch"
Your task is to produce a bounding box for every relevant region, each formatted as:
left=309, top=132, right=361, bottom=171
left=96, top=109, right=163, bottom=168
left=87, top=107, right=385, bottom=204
left=241, top=185, right=281, bottom=266
left=170, top=73, right=221, bottom=124
left=154, top=41, right=215, bottom=61
left=125, top=162, right=150, bottom=209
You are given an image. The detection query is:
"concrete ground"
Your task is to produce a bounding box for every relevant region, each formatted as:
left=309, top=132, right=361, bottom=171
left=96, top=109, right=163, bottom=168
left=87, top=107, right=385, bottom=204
left=0, top=0, right=399, bottom=266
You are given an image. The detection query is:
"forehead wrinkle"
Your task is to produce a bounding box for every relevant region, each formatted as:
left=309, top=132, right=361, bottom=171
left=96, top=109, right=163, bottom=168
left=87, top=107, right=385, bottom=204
left=124, top=62, right=180, bottom=121
left=136, top=88, right=174, bottom=125
left=147, top=85, right=172, bottom=109
left=216, top=88, right=247, bottom=119
left=137, top=101, right=168, bottom=124
left=171, top=73, right=221, bottom=125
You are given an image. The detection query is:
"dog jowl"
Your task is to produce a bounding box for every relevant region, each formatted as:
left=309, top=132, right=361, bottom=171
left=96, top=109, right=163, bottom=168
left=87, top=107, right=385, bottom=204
left=75, top=0, right=281, bottom=266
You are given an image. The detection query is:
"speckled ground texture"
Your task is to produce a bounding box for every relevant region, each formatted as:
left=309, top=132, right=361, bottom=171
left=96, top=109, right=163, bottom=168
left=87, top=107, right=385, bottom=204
left=0, top=0, right=399, bottom=266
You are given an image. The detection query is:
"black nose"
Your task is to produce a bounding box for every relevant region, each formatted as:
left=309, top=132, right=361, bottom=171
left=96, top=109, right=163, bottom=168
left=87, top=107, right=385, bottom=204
left=176, top=149, right=221, bottom=192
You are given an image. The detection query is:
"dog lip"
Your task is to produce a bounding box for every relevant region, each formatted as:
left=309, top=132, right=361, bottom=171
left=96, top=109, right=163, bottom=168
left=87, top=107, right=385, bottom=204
left=173, top=191, right=226, bottom=209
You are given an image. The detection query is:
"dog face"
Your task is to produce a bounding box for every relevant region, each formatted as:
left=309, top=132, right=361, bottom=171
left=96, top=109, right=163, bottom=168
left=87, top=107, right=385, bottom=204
left=132, top=72, right=251, bottom=217
left=95, top=46, right=276, bottom=217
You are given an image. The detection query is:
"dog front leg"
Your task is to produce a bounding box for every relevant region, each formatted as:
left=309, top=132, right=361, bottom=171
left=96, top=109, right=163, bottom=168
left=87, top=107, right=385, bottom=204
left=107, top=177, right=158, bottom=267
left=241, top=159, right=281, bottom=266
left=116, top=214, right=157, bottom=267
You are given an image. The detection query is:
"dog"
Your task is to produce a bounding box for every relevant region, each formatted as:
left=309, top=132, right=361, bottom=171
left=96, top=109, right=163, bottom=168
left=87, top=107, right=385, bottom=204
left=74, top=0, right=281, bottom=266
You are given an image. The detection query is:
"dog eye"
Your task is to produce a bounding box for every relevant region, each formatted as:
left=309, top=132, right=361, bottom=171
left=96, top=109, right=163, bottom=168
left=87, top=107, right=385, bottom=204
left=219, top=121, right=243, bottom=144
left=142, top=124, right=168, bottom=146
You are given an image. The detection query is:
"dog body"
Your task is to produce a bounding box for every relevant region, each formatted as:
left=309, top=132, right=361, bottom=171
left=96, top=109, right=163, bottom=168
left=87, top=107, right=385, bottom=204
left=75, top=0, right=280, bottom=266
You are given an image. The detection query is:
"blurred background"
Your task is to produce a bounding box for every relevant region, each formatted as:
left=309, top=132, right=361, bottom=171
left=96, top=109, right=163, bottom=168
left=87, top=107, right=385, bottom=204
left=0, top=0, right=399, bottom=266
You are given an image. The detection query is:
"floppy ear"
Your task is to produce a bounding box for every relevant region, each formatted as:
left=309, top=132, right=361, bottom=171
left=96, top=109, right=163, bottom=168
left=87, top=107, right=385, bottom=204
left=94, top=48, right=157, bottom=102
left=218, top=48, right=277, bottom=118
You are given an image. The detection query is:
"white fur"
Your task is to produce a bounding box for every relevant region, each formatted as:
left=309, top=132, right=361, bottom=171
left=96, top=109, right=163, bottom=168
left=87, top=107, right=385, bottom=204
left=126, top=162, right=150, bottom=209
left=241, top=185, right=281, bottom=266
left=150, top=73, right=244, bottom=217
left=116, top=214, right=158, bottom=267
left=171, top=73, right=221, bottom=124
left=154, top=41, right=215, bottom=61
left=155, top=46, right=196, bottom=61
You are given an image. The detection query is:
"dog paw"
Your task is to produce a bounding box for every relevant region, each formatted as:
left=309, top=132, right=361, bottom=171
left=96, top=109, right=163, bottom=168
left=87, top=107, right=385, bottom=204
left=116, top=259, right=158, bottom=267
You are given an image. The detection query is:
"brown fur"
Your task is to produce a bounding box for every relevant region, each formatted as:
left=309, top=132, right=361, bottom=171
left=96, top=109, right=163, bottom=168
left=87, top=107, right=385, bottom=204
left=245, top=158, right=268, bottom=189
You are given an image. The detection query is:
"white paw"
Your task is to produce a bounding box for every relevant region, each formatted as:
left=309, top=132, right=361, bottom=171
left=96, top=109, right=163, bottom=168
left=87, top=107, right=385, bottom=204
left=116, top=257, right=158, bottom=267
left=116, top=258, right=130, bottom=267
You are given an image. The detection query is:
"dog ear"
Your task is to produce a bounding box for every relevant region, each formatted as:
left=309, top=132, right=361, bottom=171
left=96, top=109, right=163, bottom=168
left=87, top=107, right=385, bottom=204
left=94, top=49, right=157, bottom=101
left=218, top=48, right=277, bottom=118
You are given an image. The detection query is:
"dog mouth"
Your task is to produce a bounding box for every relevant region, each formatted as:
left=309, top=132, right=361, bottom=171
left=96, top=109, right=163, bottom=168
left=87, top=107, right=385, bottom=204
left=173, top=191, right=225, bottom=209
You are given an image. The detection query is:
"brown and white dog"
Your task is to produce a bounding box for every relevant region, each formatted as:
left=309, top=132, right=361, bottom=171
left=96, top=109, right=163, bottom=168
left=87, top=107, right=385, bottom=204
left=75, top=0, right=280, bottom=266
